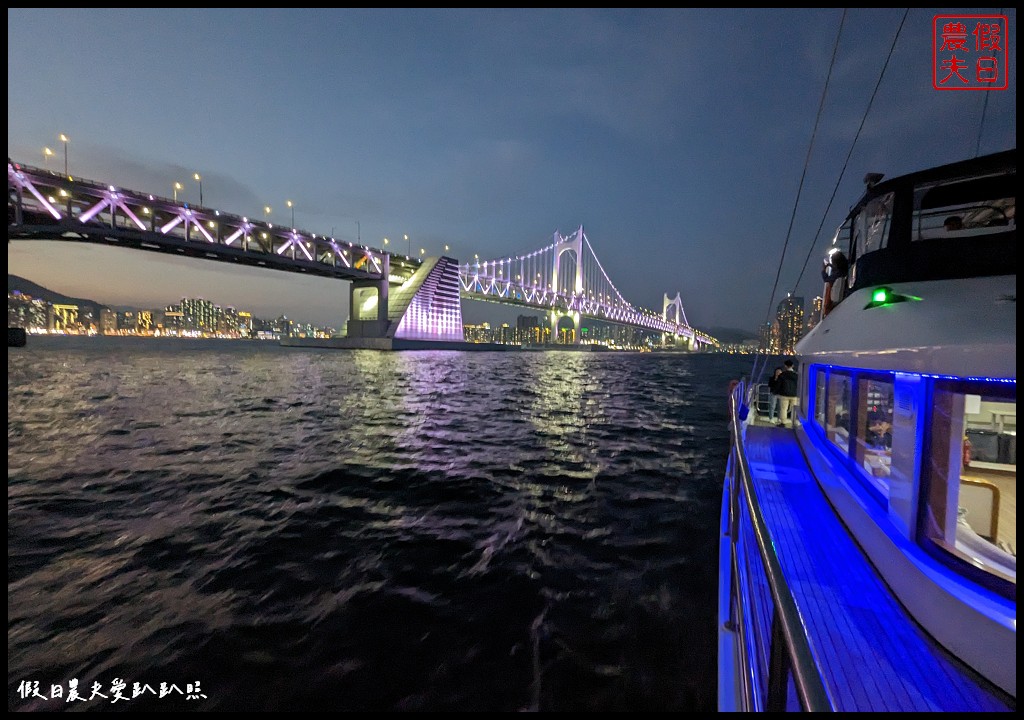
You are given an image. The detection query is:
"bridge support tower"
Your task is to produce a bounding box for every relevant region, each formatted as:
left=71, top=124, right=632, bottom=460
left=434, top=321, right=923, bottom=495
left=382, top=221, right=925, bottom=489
left=346, top=254, right=391, bottom=337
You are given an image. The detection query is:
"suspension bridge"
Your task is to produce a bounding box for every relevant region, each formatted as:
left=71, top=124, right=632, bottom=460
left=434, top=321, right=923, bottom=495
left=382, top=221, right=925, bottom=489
left=8, top=161, right=717, bottom=349
left=461, top=227, right=708, bottom=344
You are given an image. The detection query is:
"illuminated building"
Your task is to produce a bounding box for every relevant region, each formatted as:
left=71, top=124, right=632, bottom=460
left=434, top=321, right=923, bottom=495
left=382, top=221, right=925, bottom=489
left=100, top=308, right=118, bottom=335
left=136, top=310, right=154, bottom=334
left=517, top=315, right=542, bottom=344
left=464, top=323, right=492, bottom=343
left=8, top=292, right=47, bottom=330
left=237, top=311, right=253, bottom=337
left=48, top=304, right=79, bottom=333
left=119, top=311, right=136, bottom=333
left=180, top=298, right=217, bottom=334
left=163, top=307, right=184, bottom=334
left=219, top=306, right=239, bottom=336
left=494, top=323, right=514, bottom=345
left=805, top=296, right=824, bottom=335
left=758, top=322, right=774, bottom=354
left=271, top=316, right=292, bottom=338
left=775, top=294, right=804, bottom=355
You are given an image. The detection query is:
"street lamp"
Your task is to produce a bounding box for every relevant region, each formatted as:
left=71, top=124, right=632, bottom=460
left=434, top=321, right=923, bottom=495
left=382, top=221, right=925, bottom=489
left=174, top=182, right=183, bottom=202
left=404, top=233, right=410, bottom=255
left=420, top=248, right=425, bottom=256
left=43, top=147, right=54, bottom=167
left=193, top=172, right=203, bottom=206
left=287, top=200, right=294, bottom=228
left=444, top=244, right=450, bottom=253
left=59, top=133, right=69, bottom=177
left=264, top=206, right=272, bottom=223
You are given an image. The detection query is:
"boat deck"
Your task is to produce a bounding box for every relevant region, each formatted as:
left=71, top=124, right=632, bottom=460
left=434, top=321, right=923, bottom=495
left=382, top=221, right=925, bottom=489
left=742, top=423, right=1013, bottom=712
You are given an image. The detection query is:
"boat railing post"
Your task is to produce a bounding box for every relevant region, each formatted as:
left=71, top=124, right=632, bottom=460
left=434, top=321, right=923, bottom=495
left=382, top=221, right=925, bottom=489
left=728, top=384, right=741, bottom=541
left=729, top=450, right=741, bottom=542
left=730, top=538, right=753, bottom=710
left=767, top=605, right=792, bottom=711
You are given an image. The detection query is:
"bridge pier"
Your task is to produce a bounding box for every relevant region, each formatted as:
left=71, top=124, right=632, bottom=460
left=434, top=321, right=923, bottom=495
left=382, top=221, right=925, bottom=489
left=346, top=254, right=391, bottom=338
left=551, top=310, right=581, bottom=345
left=660, top=331, right=700, bottom=351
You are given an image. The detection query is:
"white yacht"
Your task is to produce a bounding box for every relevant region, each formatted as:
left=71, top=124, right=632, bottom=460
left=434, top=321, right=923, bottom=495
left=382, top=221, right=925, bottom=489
left=719, top=149, right=1016, bottom=711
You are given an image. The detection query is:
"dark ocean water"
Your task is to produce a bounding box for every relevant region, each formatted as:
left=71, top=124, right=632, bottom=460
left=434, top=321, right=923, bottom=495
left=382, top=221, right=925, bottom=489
left=8, top=337, right=753, bottom=712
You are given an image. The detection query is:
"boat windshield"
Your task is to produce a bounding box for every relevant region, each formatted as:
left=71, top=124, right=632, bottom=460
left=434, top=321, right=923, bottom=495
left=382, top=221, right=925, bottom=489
left=843, top=192, right=894, bottom=290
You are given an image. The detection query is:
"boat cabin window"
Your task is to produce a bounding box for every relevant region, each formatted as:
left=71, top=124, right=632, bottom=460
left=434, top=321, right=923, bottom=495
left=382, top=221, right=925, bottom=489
left=814, top=369, right=826, bottom=427
left=825, top=372, right=852, bottom=455
left=854, top=376, right=894, bottom=498
left=807, top=366, right=1015, bottom=595
left=923, top=379, right=1016, bottom=585
left=913, top=174, right=1016, bottom=242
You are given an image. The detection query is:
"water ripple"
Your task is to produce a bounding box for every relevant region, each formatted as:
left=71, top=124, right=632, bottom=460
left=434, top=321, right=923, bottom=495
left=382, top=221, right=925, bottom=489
left=8, top=336, right=751, bottom=711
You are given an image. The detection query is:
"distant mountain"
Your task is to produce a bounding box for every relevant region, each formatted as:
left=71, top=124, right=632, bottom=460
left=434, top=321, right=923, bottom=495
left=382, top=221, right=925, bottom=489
left=704, top=326, right=757, bottom=344
left=8, top=275, right=104, bottom=314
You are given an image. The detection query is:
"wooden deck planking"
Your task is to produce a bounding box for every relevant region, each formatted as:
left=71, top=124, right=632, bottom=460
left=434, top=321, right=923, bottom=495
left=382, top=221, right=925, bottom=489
left=741, top=424, right=1012, bottom=712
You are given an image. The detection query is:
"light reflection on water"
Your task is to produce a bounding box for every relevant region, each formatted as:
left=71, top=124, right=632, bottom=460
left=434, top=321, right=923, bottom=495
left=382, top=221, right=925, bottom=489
left=8, top=336, right=752, bottom=712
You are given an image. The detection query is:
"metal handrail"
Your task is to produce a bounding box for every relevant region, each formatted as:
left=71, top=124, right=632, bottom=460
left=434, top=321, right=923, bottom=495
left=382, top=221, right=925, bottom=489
left=726, top=453, right=754, bottom=712
left=728, top=380, right=832, bottom=711
left=751, top=382, right=771, bottom=417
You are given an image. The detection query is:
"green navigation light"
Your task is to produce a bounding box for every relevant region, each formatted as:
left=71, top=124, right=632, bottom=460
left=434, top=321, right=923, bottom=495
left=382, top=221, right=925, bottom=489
left=864, top=286, right=920, bottom=310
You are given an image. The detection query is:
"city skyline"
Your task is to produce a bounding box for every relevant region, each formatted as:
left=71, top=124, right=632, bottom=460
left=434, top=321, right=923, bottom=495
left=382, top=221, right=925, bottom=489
left=7, top=9, right=1017, bottom=332
left=9, top=278, right=340, bottom=339
left=13, top=259, right=730, bottom=348
left=10, top=280, right=672, bottom=348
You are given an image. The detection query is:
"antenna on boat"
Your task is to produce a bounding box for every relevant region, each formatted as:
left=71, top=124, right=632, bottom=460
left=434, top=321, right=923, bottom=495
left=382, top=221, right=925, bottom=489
left=864, top=172, right=884, bottom=189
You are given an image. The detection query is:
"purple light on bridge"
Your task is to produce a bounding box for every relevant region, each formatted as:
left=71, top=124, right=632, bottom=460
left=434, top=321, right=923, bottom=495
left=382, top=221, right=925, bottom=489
left=194, top=222, right=215, bottom=243
left=17, top=178, right=63, bottom=220
left=115, top=200, right=147, bottom=231
left=224, top=227, right=244, bottom=246
left=330, top=241, right=351, bottom=267
left=160, top=215, right=184, bottom=234
left=394, top=258, right=464, bottom=342
left=77, top=198, right=110, bottom=224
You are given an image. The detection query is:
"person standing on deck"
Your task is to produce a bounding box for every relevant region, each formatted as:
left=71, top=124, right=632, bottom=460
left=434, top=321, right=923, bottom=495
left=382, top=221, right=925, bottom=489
left=767, top=367, right=783, bottom=423
left=776, top=360, right=799, bottom=428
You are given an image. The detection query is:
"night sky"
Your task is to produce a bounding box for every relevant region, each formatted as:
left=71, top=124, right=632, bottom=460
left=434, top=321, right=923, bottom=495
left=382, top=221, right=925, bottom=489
left=7, top=8, right=1017, bottom=333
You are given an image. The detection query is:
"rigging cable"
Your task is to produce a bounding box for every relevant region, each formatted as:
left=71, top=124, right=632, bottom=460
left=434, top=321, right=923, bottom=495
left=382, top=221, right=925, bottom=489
left=790, top=7, right=910, bottom=296
left=749, top=8, right=847, bottom=389
left=974, top=7, right=1003, bottom=157
left=975, top=74, right=992, bottom=157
